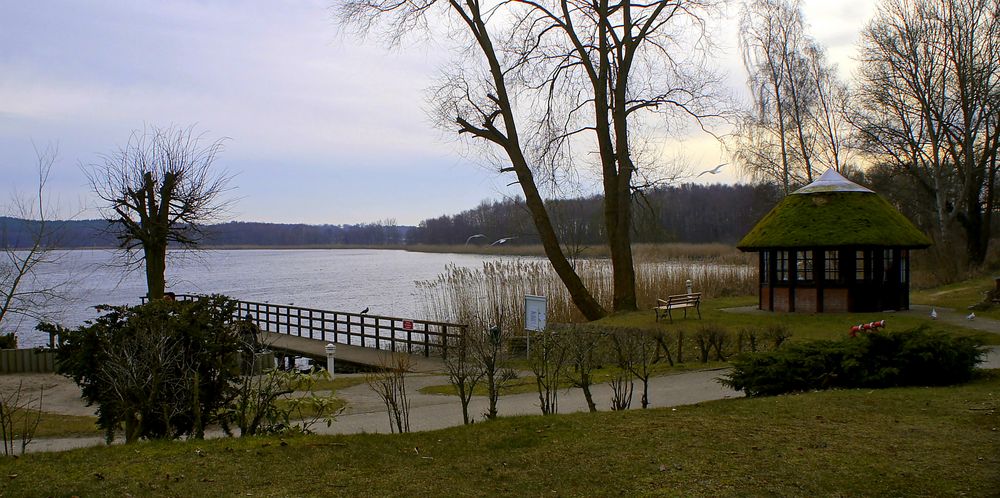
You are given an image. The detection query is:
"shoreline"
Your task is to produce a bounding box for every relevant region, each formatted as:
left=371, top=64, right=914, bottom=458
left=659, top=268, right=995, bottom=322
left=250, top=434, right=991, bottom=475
left=32, top=242, right=750, bottom=260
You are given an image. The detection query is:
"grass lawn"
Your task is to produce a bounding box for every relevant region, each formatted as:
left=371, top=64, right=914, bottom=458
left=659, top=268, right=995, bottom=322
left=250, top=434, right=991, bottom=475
left=912, top=275, right=1000, bottom=320
left=31, top=413, right=101, bottom=438
left=419, top=362, right=730, bottom=397
left=4, top=371, right=998, bottom=496
left=600, top=295, right=1000, bottom=345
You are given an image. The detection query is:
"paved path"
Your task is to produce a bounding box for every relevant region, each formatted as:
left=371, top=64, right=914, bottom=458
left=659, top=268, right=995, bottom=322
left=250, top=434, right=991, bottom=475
left=13, top=303, right=1000, bottom=454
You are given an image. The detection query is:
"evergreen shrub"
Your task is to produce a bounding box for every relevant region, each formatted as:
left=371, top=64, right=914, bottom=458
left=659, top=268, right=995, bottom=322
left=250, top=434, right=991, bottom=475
left=721, top=326, right=986, bottom=397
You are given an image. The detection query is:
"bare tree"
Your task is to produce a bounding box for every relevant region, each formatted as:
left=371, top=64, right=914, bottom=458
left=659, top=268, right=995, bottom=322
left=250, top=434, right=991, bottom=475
left=733, top=0, right=849, bottom=193
left=1, top=145, right=71, bottom=342
left=443, top=330, right=484, bottom=425
left=611, top=327, right=658, bottom=409
left=473, top=324, right=517, bottom=420
left=852, top=0, right=1000, bottom=265
left=366, top=352, right=413, bottom=433
left=0, top=381, right=43, bottom=456
left=85, top=125, right=232, bottom=299
left=337, top=0, right=725, bottom=318
left=562, top=324, right=607, bottom=412
left=528, top=326, right=568, bottom=415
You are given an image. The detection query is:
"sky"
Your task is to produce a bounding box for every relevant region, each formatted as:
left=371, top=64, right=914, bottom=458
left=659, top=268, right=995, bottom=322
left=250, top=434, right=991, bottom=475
left=0, top=0, right=875, bottom=225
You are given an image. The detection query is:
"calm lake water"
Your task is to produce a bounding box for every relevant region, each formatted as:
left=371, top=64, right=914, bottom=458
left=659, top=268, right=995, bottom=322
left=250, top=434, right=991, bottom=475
left=9, top=249, right=516, bottom=348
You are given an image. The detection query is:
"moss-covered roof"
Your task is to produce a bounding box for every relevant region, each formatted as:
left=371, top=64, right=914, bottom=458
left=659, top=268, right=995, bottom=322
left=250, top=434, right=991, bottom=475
left=737, top=191, right=932, bottom=250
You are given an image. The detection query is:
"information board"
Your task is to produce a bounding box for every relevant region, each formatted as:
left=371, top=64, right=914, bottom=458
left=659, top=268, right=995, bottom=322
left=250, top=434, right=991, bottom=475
left=524, top=294, right=547, bottom=331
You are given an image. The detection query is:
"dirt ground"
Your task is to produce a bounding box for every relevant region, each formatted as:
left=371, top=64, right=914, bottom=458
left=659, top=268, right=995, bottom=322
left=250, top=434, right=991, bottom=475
left=0, top=373, right=96, bottom=417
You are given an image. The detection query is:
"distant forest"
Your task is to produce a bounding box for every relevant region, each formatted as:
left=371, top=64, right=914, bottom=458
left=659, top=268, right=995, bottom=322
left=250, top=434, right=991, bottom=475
left=410, top=183, right=780, bottom=246
left=1, top=183, right=780, bottom=249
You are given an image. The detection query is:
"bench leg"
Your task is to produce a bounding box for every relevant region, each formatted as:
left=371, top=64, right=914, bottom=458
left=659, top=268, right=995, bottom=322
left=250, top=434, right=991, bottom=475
left=696, top=304, right=701, bottom=319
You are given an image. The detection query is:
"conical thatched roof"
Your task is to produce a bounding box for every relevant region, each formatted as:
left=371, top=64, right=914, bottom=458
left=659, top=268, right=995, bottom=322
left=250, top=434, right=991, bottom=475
left=737, top=170, right=932, bottom=250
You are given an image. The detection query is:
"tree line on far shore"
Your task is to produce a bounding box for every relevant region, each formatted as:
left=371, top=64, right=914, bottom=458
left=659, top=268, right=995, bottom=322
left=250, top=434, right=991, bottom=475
left=0, top=182, right=779, bottom=250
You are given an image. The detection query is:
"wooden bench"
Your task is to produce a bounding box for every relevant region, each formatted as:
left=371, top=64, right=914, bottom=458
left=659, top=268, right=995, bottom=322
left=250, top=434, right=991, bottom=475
left=655, top=293, right=702, bottom=323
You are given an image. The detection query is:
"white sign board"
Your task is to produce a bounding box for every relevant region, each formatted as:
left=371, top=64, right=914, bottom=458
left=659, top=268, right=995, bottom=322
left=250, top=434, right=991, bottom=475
left=524, top=294, right=547, bottom=332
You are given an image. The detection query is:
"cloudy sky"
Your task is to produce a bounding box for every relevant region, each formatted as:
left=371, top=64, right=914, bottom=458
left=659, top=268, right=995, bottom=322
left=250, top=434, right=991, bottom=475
left=0, top=0, right=874, bottom=225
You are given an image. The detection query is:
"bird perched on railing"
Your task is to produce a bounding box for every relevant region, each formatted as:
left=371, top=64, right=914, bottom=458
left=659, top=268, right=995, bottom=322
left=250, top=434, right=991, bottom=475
left=360, top=307, right=369, bottom=315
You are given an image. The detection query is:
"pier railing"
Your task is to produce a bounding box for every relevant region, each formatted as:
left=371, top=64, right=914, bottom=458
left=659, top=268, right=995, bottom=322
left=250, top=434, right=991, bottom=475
left=169, top=295, right=466, bottom=358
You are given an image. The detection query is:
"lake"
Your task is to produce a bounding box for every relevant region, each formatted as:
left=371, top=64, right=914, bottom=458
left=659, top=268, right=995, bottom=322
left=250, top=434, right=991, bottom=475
left=7, top=248, right=519, bottom=348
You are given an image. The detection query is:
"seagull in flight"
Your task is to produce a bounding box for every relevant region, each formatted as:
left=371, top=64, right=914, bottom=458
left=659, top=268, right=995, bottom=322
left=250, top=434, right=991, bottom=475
left=696, top=163, right=728, bottom=177
left=465, top=234, right=486, bottom=245
left=491, top=236, right=518, bottom=246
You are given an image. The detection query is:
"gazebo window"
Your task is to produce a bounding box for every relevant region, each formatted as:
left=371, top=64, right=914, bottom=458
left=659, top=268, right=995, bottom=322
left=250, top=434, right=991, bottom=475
left=776, top=251, right=789, bottom=281
left=883, top=249, right=895, bottom=282
left=796, top=250, right=813, bottom=281
left=824, top=250, right=839, bottom=281
left=900, top=249, right=909, bottom=283
left=855, top=250, right=868, bottom=281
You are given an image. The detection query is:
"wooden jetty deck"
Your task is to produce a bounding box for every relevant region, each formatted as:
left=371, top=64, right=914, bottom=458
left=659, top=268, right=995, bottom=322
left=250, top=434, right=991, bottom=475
left=167, top=295, right=465, bottom=372
left=260, top=332, right=446, bottom=373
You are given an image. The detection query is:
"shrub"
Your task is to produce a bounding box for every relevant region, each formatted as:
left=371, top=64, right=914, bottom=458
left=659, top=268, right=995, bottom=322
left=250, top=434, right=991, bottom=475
left=54, top=295, right=243, bottom=442
left=0, top=333, right=15, bottom=349
left=721, top=327, right=986, bottom=397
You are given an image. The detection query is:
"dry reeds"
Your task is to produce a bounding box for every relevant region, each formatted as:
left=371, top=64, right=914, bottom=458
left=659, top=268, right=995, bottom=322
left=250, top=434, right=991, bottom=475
left=417, top=254, right=756, bottom=328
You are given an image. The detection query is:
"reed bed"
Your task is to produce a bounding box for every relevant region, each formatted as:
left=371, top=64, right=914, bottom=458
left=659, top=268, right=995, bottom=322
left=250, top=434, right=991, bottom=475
left=417, top=255, right=756, bottom=330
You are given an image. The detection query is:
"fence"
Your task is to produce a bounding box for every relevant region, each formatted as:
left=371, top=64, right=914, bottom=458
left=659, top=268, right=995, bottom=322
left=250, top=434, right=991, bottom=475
left=169, top=295, right=466, bottom=358
left=0, top=349, right=56, bottom=374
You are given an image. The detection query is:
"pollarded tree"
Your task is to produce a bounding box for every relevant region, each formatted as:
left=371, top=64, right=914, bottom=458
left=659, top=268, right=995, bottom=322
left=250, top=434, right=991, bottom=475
left=85, top=126, right=232, bottom=299
left=337, top=0, right=726, bottom=318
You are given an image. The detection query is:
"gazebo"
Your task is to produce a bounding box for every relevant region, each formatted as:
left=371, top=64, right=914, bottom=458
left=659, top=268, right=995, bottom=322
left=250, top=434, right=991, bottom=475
left=737, top=169, right=932, bottom=312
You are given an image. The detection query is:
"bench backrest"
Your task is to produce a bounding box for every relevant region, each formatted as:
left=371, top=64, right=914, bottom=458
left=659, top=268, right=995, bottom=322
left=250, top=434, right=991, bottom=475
left=666, top=293, right=701, bottom=304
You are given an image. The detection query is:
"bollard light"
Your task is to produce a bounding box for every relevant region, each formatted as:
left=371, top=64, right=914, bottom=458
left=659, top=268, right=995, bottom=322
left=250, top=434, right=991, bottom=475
left=685, top=279, right=693, bottom=295
left=325, top=343, right=337, bottom=378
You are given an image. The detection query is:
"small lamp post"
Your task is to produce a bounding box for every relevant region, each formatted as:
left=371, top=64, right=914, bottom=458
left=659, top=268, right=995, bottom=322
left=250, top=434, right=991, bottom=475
left=685, top=279, right=693, bottom=295
left=325, top=343, right=337, bottom=378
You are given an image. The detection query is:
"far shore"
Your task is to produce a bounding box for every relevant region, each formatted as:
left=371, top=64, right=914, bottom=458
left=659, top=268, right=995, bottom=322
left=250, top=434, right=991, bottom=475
left=41, top=242, right=749, bottom=260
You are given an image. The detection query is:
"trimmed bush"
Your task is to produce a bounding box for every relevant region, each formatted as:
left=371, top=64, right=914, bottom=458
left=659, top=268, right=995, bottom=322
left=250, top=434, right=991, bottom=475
left=53, top=295, right=244, bottom=442
left=721, top=326, right=986, bottom=397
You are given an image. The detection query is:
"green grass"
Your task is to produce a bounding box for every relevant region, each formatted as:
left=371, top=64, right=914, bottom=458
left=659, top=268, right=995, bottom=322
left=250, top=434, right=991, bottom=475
left=5, top=371, right=998, bottom=496
left=600, top=295, right=1000, bottom=345
left=912, top=275, right=999, bottom=319
left=28, top=413, right=101, bottom=438
left=419, top=362, right=729, bottom=397
left=305, top=375, right=368, bottom=393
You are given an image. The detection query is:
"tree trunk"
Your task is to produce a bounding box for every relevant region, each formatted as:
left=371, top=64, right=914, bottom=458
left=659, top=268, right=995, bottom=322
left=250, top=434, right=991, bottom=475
left=466, top=8, right=608, bottom=321
left=143, top=242, right=167, bottom=300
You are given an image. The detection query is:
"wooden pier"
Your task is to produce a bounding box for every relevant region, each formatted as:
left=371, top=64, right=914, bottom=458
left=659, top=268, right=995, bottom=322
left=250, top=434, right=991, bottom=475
left=175, top=295, right=466, bottom=372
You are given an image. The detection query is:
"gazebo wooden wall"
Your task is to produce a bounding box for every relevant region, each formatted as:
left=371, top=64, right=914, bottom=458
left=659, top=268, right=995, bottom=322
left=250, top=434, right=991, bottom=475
left=757, top=247, right=911, bottom=312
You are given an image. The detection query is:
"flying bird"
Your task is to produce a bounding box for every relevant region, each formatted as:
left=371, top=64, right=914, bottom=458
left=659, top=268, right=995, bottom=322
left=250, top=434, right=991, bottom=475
left=465, top=234, right=486, bottom=245
left=930, top=308, right=938, bottom=320
left=696, top=163, right=728, bottom=177
left=491, top=236, right=518, bottom=246
left=360, top=307, right=369, bottom=315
